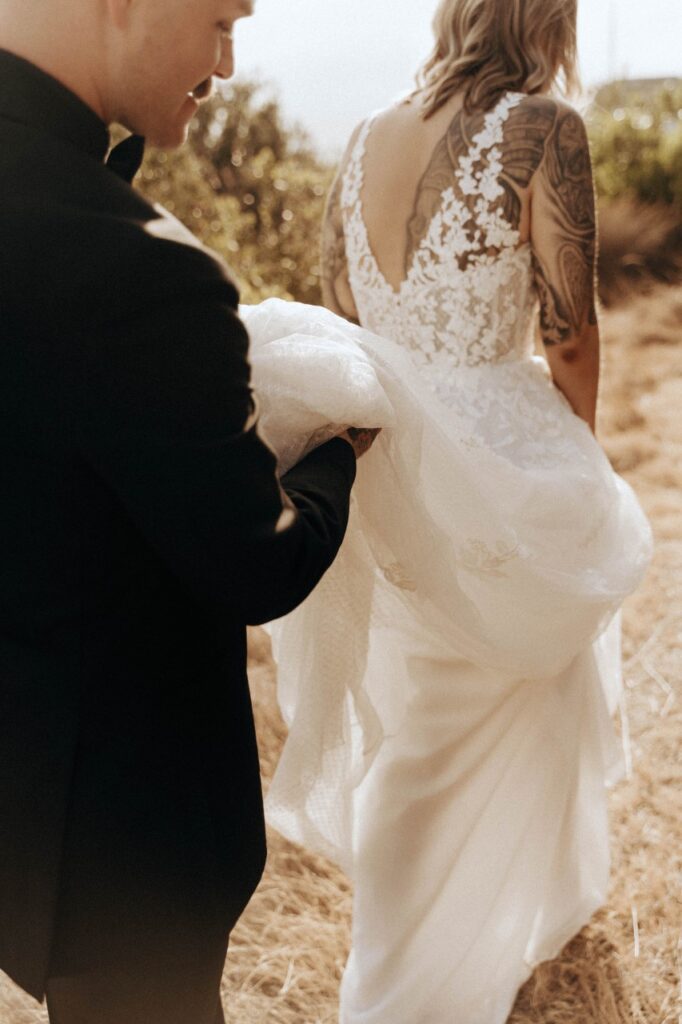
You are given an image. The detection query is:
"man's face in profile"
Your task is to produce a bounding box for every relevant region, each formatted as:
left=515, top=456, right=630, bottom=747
left=114, top=0, right=254, bottom=147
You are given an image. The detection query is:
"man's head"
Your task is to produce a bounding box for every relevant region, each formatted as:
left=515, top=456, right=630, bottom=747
left=0, top=0, right=254, bottom=146
left=104, top=0, right=254, bottom=146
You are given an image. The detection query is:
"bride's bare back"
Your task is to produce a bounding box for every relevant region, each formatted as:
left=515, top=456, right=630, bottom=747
left=322, top=90, right=600, bottom=427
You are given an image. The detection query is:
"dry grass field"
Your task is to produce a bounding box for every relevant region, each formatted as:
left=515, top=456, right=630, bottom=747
left=1, top=283, right=680, bottom=1023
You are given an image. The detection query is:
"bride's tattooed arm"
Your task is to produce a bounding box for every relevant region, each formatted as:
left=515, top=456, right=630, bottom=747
left=531, top=105, right=599, bottom=346
left=530, top=101, right=600, bottom=430
left=321, top=167, right=360, bottom=325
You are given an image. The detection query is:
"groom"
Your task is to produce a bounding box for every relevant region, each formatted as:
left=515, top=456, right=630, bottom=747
left=0, top=1, right=373, bottom=1022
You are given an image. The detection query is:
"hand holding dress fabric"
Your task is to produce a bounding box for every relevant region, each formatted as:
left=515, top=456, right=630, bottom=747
left=338, top=427, right=382, bottom=459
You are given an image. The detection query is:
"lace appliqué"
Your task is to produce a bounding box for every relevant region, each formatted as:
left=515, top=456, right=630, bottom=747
left=381, top=562, right=418, bottom=592
left=342, top=93, right=537, bottom=374
left=459, top=539, right=520, bottom=579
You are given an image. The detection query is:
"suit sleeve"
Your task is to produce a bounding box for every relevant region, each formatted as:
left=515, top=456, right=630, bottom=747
left=78, top=287, right=356, bottom=626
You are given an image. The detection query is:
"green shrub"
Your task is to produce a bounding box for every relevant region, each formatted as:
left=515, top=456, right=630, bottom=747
left=136, top=82, right=332, bottom=304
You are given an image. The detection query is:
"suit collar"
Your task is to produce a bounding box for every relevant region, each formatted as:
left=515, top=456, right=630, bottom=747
left=0, top=48, right=110, bottom=163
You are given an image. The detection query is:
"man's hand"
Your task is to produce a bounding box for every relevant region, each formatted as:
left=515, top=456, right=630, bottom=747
left=338, top=427, right=381, bottom=459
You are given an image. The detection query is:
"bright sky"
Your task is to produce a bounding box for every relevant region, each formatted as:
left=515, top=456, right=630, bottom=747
left=230, top=0, right=682, bottom=157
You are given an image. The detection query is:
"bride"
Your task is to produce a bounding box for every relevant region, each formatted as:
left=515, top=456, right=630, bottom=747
left=240, top=0, right=653, bottom=1020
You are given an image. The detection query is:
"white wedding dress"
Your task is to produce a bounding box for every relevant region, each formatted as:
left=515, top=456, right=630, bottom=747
left=239, top=93, right=653, bottom=1024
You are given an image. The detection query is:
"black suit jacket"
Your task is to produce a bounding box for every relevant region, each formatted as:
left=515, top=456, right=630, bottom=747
left=0, top=50, right=356, bottom=999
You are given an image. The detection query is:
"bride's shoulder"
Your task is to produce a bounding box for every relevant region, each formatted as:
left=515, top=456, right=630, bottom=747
left=502, top=94, right=591, bottom=178
left=338, top=112, right=377, bottom=160
left=336, top=99, right=406, bottom=167
left=354, top=94, right=419, bottom=136
left=506, top=93, right=588, bottom=134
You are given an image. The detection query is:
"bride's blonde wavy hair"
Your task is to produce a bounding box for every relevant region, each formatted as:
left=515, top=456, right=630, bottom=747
left=417, top=0, right=579, bottom=117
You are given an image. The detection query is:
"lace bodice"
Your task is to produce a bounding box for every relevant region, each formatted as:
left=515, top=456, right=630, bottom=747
left=341, top=93, right=538, bottom=385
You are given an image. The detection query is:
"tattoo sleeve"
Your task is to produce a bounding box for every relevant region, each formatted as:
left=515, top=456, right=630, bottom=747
left=321, top=167, right=360, bottom=324
left=531, top=107, right=598, bottom=347
left=497, top=98, right=558, bottom=230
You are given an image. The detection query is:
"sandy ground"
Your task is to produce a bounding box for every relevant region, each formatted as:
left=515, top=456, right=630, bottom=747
left=1, top=286, right=680, bottom=1023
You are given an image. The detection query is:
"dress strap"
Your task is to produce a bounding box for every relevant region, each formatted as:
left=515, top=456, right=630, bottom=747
left=341, top=113, right=380, bottom=211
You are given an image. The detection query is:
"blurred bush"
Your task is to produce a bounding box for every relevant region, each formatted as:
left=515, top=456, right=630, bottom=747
left=137, top=82, right=333, bottom=304
left=597, top=198, right=682, bottom=305
left=588, top=81, right=682, bottom=209
left=588, top=82, right=682, bottom=302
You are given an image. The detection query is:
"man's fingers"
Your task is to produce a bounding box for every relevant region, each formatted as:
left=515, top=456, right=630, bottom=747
left=341, top=427, right=381, bottom=459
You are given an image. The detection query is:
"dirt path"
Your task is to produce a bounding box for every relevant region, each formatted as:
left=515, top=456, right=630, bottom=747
left=1, top=288, right=680, bottom=1024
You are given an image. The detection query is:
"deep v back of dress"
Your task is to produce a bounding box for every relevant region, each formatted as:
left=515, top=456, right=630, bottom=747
left=342, top=92, right=538, bottom=381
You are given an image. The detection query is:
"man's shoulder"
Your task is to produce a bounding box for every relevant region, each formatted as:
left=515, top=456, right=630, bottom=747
left=0, top=116, right=228, bottom=269
left=0, top=118, right=240, bottom=327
